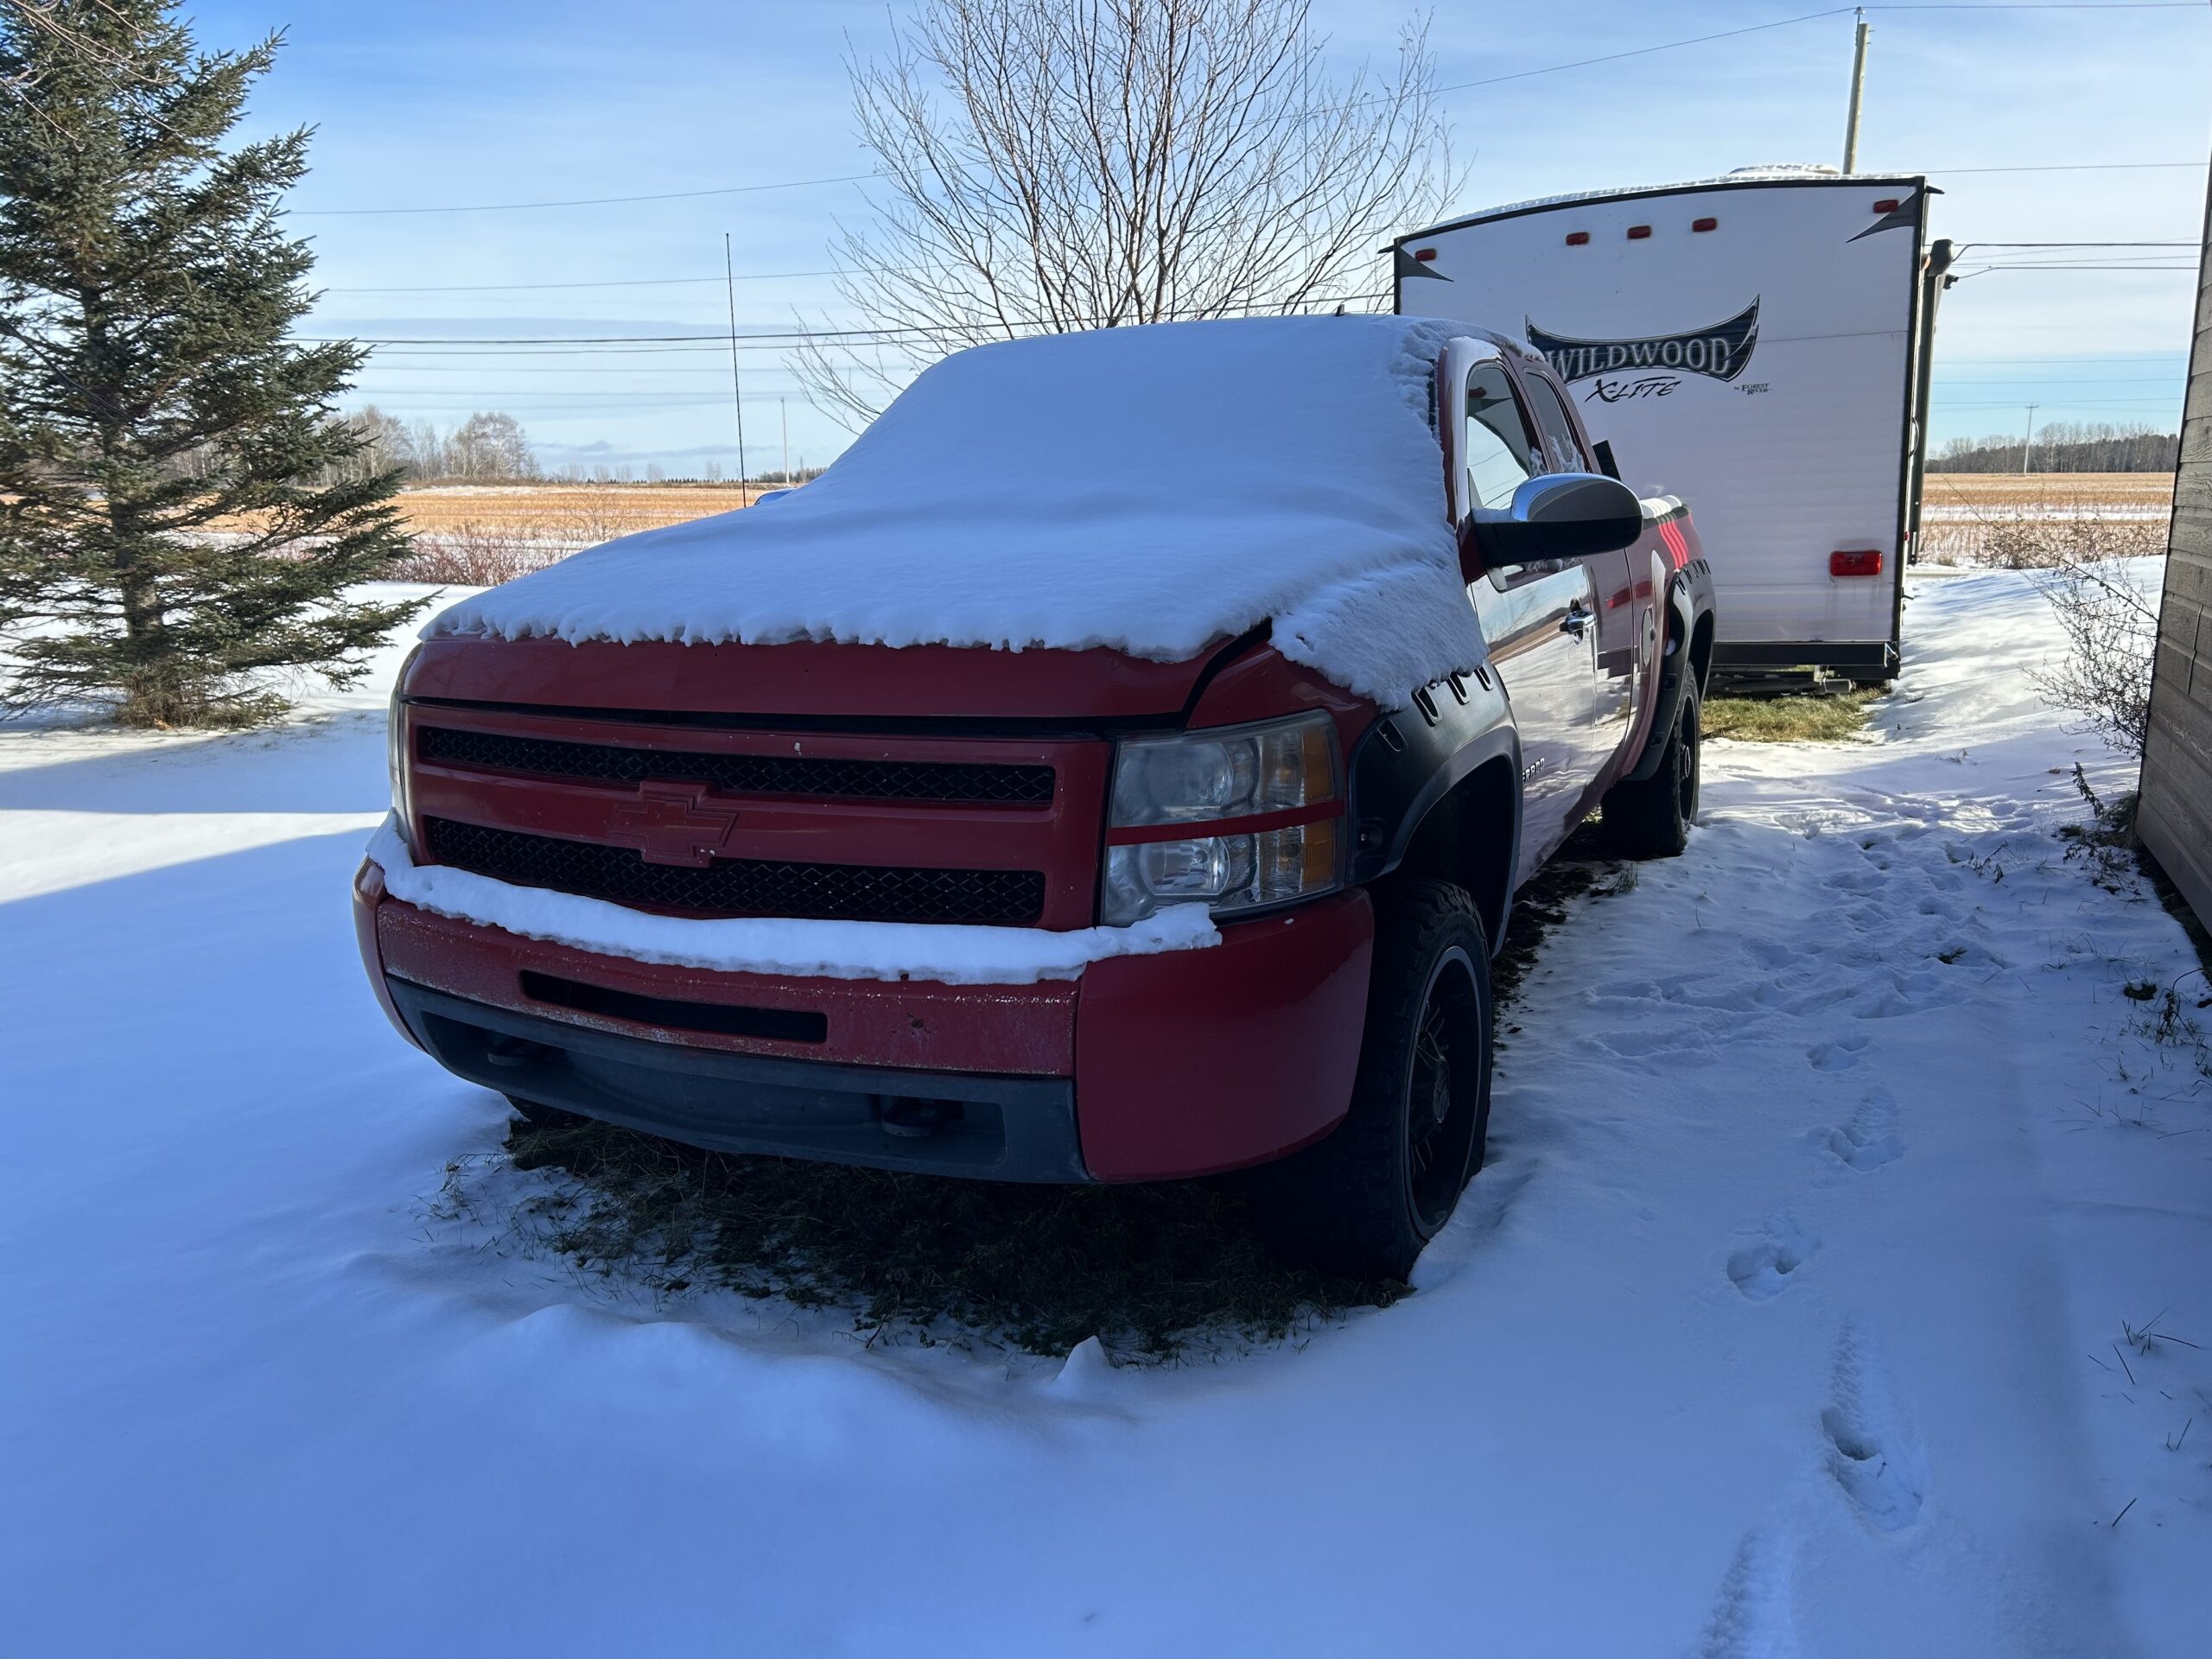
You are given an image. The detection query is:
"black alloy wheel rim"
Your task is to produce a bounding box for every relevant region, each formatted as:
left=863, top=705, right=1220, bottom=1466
left=1405, top=945, right=1484, bottom=1236
left=1675, top=701, right=1700, bottom=823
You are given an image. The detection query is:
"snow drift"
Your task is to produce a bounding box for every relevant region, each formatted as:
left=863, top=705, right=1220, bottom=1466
left=425, top=315, right=1480, bottom=707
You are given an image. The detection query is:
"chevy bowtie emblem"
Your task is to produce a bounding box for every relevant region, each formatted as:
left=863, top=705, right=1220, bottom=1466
left=611, top=780, right=741, bottom=868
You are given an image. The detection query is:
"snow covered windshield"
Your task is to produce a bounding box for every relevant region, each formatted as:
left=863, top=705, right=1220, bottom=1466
left=426, top=315, right=1484, bottom=706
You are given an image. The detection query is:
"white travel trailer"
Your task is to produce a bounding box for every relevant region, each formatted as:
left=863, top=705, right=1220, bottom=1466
left=1393, top=168, right=1954, bottom=686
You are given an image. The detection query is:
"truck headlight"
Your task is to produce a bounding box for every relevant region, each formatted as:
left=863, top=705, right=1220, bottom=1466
left=1102, top=712, right=1344, bottom=925
left=386, top=651, right=417, bottom=852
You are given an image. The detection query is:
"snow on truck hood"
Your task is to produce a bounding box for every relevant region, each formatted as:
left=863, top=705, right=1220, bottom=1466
left=425, top=315, right=1482, bottom=707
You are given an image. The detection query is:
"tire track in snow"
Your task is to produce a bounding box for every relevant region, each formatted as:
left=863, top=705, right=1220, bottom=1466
left=1695, top=1528, right=1801, bottom=1659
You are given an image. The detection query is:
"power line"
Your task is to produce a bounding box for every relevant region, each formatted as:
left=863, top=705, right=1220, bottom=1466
left=310, top=292, right=1396, bottom=351
left=308, top=327, right=919, bottom=346
left=1431, top=10, right=1855, bottom=95
left=1958, top=263, right=2198, bottom=272
left=1928, top=160, right=2205, bottom=174
left=1406, top=4, right=2201, bottom=104
left=279, top=3, right=2208, bottom=219
left=1933, top=395, right=2183, bottom=406
left=314, top=236, right=2200, bottom=298
left=352, top=365, right=808, bottom=375
left=289, top=172, right=876, bottom=219
left=304, top=19, right=1873, bottom=218
left=322, top=269, right=871, bottom=295
left=1934, top=374, right=2188, bottom=384
left=336, top=342, right=835, bottom=357
left=319, top=238, right=2198, bottom=298
left=1939, top=352, right=2189, bottom=363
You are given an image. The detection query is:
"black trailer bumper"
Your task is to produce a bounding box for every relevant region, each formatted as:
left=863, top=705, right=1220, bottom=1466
left=1713, top=639, right=1897, bottom=685
left=387, top=977, right=1090, bottom=1182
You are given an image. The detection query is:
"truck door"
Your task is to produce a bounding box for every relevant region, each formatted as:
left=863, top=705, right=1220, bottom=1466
left=1459, top=357, right=1601, bottom=880
left=1516, top=364, right=1640, bottom=782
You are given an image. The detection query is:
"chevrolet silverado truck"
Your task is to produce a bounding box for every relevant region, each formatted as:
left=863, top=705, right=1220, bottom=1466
left=354, top=317, right=1715, bottom=1279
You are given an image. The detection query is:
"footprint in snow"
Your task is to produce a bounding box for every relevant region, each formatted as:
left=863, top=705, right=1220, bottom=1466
left=1597, top=1027, right=1714, bottom=1059
left=1847, top=967, right=1970, bottom=1021
left=1821, top=1317, right=1929, bottom=1533
left=1818, top=1088, right=1904, bottom=1172
left=1806, top=1035, right=1869, bottom=1071
left=1726, top=1219, right=1820, bottom=1301
left=1744, top=939, right=1803, bottom=970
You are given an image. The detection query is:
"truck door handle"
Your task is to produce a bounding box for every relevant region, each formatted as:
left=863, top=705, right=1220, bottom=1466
left=1560, top=604, right=1592, bottom=637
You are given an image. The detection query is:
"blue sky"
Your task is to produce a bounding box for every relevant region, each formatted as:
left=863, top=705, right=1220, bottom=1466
left=189, top=0, right=2211, bottom=474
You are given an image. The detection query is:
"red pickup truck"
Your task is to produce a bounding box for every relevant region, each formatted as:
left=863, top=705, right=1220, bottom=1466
left=354, top=318, right=1714, bottom=1278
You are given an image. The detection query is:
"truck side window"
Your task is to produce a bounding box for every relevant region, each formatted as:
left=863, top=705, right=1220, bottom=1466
left=1465, top=363, right=1557, bottom=589
left=1465, top=364, right=1535, bottom=513
left=1523, top=373, right=1588, bottom=474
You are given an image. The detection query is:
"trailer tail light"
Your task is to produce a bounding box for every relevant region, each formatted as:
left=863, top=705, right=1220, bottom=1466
left=1692, top=216, right=1717, bottom=232
left=1413, top=247, right=1436, bottom=262
left=1872, top=198, right=1900, bottom=214
left=1565, top=231, right=1590, bottom=246
left=1830, top=549, right=1885, bottom=578
left=1626, top=224, right=1653, bottom=240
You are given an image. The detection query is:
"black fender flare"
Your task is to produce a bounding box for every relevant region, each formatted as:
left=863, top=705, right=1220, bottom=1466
left=1346, top=672, right=1523, bottom=933
left=1624, top=563, right=1713, bottom=785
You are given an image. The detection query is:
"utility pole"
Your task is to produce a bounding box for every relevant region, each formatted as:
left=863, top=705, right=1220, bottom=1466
left=1842, top=9, right=1871, bottom=174
left=722, top=232, right=749, bottom=499
left=780, top=397, right=789, bottom=485
left=2022, top=404, right=2039, bottom=474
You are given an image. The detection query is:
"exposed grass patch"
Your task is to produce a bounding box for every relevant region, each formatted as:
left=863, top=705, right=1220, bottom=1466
left=491, top=1115, right=1402, bottom=1359
left=1703, top=690, right=1881, bottom=744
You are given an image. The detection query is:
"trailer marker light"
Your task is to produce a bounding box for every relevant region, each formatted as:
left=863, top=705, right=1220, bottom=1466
left=1626, top=224, right=1652, bottom=240
left=1565, top=231, right=1590, bottom=246
left=1413, top=247, right=1437, bottom=262
left=1692, top=216, right=1717, bottom=232
left=1872, top=198, right=1899, bottom=214
left=1830, top=549, right=1884, bottom=578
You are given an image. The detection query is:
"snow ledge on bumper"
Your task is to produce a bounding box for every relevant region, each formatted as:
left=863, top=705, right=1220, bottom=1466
left=363, top=816, right=1219, bottom=986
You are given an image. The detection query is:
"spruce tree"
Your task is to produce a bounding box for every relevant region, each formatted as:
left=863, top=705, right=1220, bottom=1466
left=0, top=2, right=420, bottom=727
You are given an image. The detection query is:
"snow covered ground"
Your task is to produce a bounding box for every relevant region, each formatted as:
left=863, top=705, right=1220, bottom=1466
left=4, top=569, right=2208, bottom=1656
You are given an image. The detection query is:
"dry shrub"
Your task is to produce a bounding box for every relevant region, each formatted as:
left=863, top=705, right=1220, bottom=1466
left=1970, top=502, right=2167, bottom=758
left=1921, top=495, right=2166, bottom=569
left=1974, top=506, right=2164, bottom=571
left=388, top=521, right=564, bottom=585
left=386, top=491, right=641, bottom=585
left=2031, top=555, right=2160, bottom=759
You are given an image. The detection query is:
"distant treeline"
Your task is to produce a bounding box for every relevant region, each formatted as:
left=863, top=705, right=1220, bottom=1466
left=1931, top=423, right=2178, bottom=474
left=317, top=405, right=823, bottom=486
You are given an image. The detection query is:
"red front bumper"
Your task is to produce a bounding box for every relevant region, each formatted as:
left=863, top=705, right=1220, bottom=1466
left=354, top=861, right=1372, bottom=1183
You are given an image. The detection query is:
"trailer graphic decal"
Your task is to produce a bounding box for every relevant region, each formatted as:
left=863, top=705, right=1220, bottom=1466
left=1849, top=191, right=1922, bottom=242
left=1524, top=300, right=1760, bottom=385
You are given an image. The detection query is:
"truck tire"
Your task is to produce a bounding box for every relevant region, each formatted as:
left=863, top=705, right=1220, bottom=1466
left=1249, top=880, right=1494, bottom=1281
left=1601, top=680, right=1700, bottom=859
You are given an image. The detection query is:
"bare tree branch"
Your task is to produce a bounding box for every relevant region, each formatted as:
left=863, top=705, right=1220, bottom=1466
left=797, top=0, right=1457, bottom=430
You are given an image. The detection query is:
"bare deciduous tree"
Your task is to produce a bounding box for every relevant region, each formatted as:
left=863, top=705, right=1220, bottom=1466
left=448, top=410, right=536, bottom=480
left=798, top=0, right=1455, bottom=428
